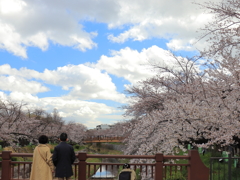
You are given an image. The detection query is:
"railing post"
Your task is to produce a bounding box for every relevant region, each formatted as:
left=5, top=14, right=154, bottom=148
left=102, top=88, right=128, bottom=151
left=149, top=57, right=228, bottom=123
left=78, top=152, right=87, bottom=180
left=228, top=152, right=232, bottom=180
left=155, top=153, right=163, bottom=180
left=188, top=150, right=209, bottom=180
left=210, top=158, right=212, bottom=180
left=1, top=151, right=11, bottom=180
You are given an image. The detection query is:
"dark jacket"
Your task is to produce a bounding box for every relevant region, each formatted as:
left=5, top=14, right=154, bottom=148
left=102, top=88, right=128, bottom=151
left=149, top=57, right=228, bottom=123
left=52, top=141, right=76, bottom=178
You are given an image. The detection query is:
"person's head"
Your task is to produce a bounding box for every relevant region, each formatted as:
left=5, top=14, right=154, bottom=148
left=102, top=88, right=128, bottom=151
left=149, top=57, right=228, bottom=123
left=123, top=163, right=130, bottom=169
left=38, top=135, right=49, bottom=144
left=59, top=133, right=68, bottom=141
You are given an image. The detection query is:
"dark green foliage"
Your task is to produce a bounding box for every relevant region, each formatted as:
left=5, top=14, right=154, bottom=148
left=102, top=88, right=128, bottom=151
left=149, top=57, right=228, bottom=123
left=11, top=157, right=18, bottom=161
left=96, top=142, right=101, bottom=147
left=74, top=145, right=80, bottom=149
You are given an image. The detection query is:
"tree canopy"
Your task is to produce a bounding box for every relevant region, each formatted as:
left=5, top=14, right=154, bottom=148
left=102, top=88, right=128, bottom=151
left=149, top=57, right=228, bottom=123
left=124, top=0, right=240, bottom=155
left=0, top=100, right=87, bottom=147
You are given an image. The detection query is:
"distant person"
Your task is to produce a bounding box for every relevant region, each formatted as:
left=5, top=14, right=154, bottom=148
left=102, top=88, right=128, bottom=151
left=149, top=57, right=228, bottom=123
left=119, top=163, right=136, bottom=180
left=52, top=133, right=76, bottom=180
left=30, top=135, right=54, bottom=180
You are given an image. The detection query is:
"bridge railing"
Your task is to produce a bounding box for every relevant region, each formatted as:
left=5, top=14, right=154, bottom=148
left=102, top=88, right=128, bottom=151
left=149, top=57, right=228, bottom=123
left=0, top=150, right=209, bottom=180
left=83, top=136, right=124, bottom=142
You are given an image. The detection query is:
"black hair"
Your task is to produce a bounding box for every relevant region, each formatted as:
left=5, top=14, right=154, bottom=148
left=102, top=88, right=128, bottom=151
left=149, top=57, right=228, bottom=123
left=60, top=133, right=68, bottom=141
left=123, top=163, right=130, bottom=169
left=38, top=135, right=49, bottom=144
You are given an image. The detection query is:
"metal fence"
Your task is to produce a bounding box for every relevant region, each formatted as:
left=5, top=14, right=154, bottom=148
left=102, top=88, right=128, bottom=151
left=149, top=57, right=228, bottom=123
left=210, top=155, right=240, bottom=180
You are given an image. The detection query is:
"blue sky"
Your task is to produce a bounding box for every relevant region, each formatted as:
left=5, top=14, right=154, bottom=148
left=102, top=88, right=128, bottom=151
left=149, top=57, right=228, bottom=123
left=0, top=0, right=219, bottom=128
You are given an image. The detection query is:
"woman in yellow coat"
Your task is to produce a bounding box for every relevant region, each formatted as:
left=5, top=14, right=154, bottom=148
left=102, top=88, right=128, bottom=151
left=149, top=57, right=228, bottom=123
left=30, top=135, right=54, bottom=180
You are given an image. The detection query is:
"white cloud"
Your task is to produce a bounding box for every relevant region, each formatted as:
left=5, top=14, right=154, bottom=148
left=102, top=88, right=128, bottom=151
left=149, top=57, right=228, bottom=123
left=39, top=64, right=127, bottom=102
left=0, top=64, right=127, bottom=103
left=107, top=0, right=220, bottom=51
left=0, top=0, right=222, bottom=57
left=0, top=75, right=49, bottom=93
left=0, top=91, right=120, bottom=128
left=0, top=0, right=223, bottom=128
left=0, top=0, right=98, bottom=58
left=26, top=32, right=49, bottom=51
left=0, top=0, right=26, bottom=14
left=9, top=91, right=39, bottom=102
left=0, top=91, right=7, bottom=100
left=108, top=27, right=147, bottom=43
left=0, top=44, right=199, bottom=116
left=167, top=39, right=194, bottom=51
left=95, top=46, right=184, bottom=84
left=0, top=64, right=41, bottom=78
left=0, top=21, right=28, bottom=58
left=0, top=44, right=197, bottom=128
left=51, top=100, right=123, bottom=128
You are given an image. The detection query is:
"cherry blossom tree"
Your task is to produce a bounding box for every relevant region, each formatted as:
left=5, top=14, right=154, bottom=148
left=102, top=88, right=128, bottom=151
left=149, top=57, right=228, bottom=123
left=126, top=60, right=237, bottom=155
left=197, top=0, right=240, bottom=60
left=85, top=121, right=130, bottom=139
left=124, top=0, right=240, bottom=155
left=0, top=100, right=87, bottom=147
left=64, top=121, right=87, bottom=144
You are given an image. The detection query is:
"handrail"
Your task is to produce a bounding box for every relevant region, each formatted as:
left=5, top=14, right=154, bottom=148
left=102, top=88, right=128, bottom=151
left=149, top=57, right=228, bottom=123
left=86, top=154, right=155, bottom=159
left=164, top=155, right=190, bottom=159
left=11, top=153, right=32, bottom=157
left=86, top=162, right=155, bottom=165
left=0, top=150, right=209, bottom=180
left=7, top=153, right=157, bottom=159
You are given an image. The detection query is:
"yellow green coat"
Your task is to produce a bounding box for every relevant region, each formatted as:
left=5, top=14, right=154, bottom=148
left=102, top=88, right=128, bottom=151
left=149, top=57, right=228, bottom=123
left=30, top=144, right=54, bottom=180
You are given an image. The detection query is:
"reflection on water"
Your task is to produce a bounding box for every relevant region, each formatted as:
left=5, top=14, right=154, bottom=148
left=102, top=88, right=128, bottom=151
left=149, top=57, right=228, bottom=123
left=91, top=165, right=117, bottom=178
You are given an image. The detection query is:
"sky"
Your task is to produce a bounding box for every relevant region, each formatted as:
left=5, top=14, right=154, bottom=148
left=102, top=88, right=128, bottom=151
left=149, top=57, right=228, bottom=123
left=0, top=0, right=221, bottom=129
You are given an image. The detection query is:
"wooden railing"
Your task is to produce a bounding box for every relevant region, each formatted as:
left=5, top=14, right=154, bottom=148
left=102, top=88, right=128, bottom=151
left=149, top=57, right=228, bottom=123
left=0, top=150, right=209, bottom=180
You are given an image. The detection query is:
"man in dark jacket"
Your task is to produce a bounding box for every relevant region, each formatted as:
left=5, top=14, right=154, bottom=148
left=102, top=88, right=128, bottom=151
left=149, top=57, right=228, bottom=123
left=52, top=133, right=76, bottom=180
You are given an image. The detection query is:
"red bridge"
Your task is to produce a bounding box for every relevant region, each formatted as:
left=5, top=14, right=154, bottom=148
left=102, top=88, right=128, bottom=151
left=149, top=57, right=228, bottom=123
left=0, top=150, right=209, bottom=180
left=83, top=136, right=124, bottom=143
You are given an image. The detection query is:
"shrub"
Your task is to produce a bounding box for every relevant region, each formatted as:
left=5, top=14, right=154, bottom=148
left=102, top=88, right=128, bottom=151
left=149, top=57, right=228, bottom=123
left=75, top=145, right=80, bottom=149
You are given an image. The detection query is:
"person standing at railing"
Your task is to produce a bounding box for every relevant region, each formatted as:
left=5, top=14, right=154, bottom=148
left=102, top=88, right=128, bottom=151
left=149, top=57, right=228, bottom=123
left=30, top=135, right=54, bottom=180
left=52, top=133, right=76, bottom=180
left=118, top=163, right=136, bottom=180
